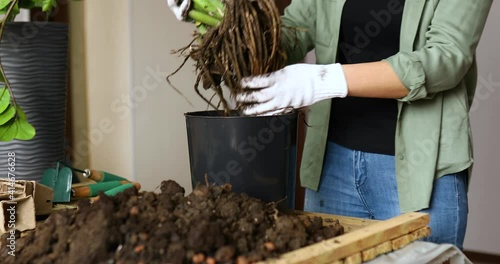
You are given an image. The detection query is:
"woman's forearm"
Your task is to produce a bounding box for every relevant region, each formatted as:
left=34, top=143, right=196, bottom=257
left=342, top=61, right=409, bottom=99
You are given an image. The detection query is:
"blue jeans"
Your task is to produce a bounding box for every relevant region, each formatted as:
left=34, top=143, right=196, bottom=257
left=304, top=142, right=469, bottom=249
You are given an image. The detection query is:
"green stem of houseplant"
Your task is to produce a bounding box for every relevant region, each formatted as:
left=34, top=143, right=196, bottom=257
left=188, top=9, right=221, bottom=27
left=189, top=0, right=225, bottom=34
left=193, top=0, right=224, bottom=20
left=0, top=0, right=19, bottom=109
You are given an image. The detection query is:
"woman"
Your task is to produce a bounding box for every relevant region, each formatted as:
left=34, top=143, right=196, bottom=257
left=168, top=0, right=493, bottom=249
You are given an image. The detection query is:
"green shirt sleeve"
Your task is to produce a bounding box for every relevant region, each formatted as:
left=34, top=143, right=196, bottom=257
left=385, top=0, right=493, bottom=102
left=280, top=0, right=317, bottom=64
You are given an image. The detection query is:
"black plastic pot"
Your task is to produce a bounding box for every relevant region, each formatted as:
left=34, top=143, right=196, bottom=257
left=185, top=111, right=298, bottom=209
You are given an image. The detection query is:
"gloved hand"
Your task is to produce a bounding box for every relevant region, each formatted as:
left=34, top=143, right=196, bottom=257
left=166, top=0, right=191, bottom=21
left=236, top=63, right=348, bottom=116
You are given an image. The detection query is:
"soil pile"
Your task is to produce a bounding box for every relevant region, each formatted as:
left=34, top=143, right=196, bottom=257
left=0, top=180, right=344, bottom=264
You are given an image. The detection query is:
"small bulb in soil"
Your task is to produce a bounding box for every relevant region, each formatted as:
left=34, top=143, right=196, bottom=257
left=263, top=242, right=276, bottom=252
left=129, top=206, right=139, bottom=215
left=206, top=256, right=216, bottom=264
left=236, top=256, right=250, bottom=264
left=192, top=253, right=205, bottom=264
left=134, top=244, right=145, bottom=254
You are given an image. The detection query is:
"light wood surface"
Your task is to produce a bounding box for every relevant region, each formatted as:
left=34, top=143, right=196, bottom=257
left=294, top=211, right=378, bottom=233
left=262, top=212, right=430, bottom=264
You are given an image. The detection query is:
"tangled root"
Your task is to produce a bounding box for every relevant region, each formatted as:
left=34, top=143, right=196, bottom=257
left=168, top=0, right=287, bottom=115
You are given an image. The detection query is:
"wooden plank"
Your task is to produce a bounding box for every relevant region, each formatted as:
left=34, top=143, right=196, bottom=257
left=361, top=246, right=377, bottom=262
left=361, top=240, right=394, bottom=262
left=360, top=227, right=430, bottom=262
left=294, top=211, right=378, bottom=232
left=392, top=226, right=431, bottom=250
left=411, top=226, right=431, bottom=240
left=344, top=253, right=362, bottom=264
left=263, top=212, right=429, bottom=264
left=391, top=233, right=413, bottom=251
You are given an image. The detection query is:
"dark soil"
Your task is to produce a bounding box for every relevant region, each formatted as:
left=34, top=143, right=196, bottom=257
left=0, top=180, right=344, bottom=264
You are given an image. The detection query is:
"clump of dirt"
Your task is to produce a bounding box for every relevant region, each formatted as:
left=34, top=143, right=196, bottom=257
left=0, top=180, right=344, bottom=264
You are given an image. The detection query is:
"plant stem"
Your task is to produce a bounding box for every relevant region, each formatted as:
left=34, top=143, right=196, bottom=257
left=197, top=24, right=208, bottom=35
left=0, top=0, right=19, bottom=108
left=193, top=0, right=223, bottom=19
left=208, top=0, right=225, bottom=15
left=188, top=10, right=221, bottom=27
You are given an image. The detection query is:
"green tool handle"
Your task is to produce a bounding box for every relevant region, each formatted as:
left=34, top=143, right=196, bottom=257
left=103, top=183, right=135, bottom=196
left=88, top=170, right=128, bottom=182
left=73, top=181, right=130, bottom=197
left=90, top=182, right=141, bottom=203
left=91, top=181, right=132, bottom=196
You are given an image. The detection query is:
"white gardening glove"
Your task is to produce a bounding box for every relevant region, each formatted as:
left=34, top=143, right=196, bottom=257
left=236, top=63, right=348, bottom=116
left=166, top=0, right=191, bottom=21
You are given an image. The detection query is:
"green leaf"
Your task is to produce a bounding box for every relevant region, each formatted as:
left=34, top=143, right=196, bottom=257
left=0, top=104, right=15, bottom=126
left=0, top=73, right=4, bottom=83
left=15, top=118, right=35, bottom=140
left=41, top=0, right=57, bottom=12
left=16, top=105, right=27, bottom=120
left=0, top=1, right=20, bottom=20
left=0, top=87, right=10, bottom=113
left=0, top=0, right=12, bottom=10
left=0, top=119, right=18, bottom=141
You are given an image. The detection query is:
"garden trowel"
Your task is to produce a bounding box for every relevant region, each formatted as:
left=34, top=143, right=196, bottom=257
left=40, top=162, right=73, bottom=203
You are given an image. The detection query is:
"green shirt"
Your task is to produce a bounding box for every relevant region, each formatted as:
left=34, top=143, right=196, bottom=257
left=281, top=0, right=493, bottom=213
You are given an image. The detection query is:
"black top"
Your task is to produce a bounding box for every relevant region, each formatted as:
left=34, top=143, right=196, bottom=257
left=328, top=0, right=405, bottom=155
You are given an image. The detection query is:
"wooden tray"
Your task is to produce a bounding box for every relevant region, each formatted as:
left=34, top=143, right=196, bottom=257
left=261, top=212, right=430, bottom=264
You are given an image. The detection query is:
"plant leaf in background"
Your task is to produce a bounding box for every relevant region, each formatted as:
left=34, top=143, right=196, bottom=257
left=16, top=105, right=27, bottom=119
left=0, top=0, right=54, bottom=142
left=41, top=0, right=56, bottom=12
left=0, top=0, right=19, bottom=20
left=0, top=0, right=11, bottom=11
left=15, top=106, right=35, bottom=140
left=15, top=118, right=35, bottom=140
left=0, top=104, right=15, bottom=126
left=0, top=119, right=18, bottom=141
left=0, top=87, right=10, bottom=113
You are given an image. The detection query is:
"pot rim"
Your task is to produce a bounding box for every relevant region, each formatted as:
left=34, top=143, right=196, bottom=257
left=184, top=110, right=298, bottom=119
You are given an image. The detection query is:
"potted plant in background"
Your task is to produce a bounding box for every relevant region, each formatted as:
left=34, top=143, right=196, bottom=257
left=168, top=0, right=298, bottom=209
left=0, top=0, right=69, bottom=181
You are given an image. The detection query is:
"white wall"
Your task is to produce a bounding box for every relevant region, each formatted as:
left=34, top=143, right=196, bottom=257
left=129, top=0, right=214, bottom=192
left=464, top=1, right=500, bottom=254
left=83, top=0, right=214, bottom=192
left=84, top=0, right=134, bottom=180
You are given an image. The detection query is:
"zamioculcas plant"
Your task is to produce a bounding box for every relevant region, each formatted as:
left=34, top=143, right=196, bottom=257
left=0, top=0, right=59, bottom=141
left=167, top=0, right=287, bottom=115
